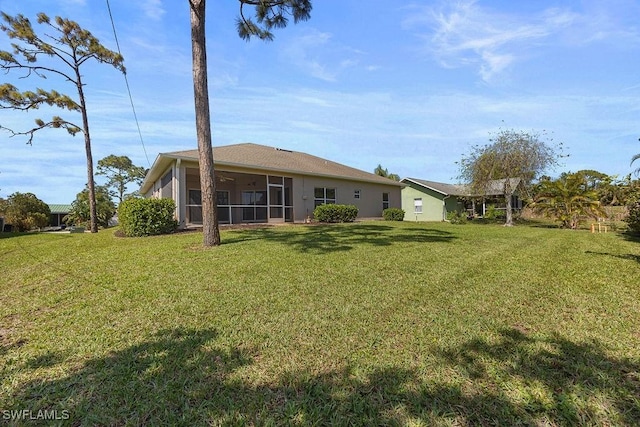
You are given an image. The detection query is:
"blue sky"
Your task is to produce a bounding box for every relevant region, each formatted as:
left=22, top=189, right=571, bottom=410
left=0, top=0, right=639, bottom=203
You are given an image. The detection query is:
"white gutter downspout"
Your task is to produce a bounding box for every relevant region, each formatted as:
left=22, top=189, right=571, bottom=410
left=443, top=195, right=450, bottom=221
left=175, top=158, right=182, bottom=228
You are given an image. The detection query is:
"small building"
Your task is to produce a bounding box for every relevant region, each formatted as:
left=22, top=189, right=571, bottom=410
left=401, top=178, right=468, bottom=221
left=140, top=143, right=403, bottom=229
left=48, top=204, right=72, bottom=228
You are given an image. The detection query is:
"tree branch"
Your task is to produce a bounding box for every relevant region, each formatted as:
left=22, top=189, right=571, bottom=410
left=1, top=116, right=82, bottom=145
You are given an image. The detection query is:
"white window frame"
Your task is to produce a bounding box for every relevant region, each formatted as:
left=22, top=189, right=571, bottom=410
left=314, top=187, right=336, bottom=206
left=414, top=198, right=423, bottom=214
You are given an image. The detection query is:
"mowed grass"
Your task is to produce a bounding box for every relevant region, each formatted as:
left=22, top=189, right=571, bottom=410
left=1, top=221, right=639, bottom=425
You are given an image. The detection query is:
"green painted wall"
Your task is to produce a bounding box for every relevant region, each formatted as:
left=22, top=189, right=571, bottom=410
left=401, top=182, right=464, bottom=221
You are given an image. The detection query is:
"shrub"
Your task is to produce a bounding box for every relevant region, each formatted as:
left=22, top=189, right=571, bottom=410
left=383, top=208, right=405, bottom=221
left=118, top=198, right=178, bottom=237
left=625, top=200, right=640, bottom=234
left=484, top=205, right=505, bottom=220
left=0, top=192, right=50, bottom=231
left=447, top=210, right=468, bottom=224
left=313, top=204, right=358, bottom=223
left=65, top=185, right=116, bottom=228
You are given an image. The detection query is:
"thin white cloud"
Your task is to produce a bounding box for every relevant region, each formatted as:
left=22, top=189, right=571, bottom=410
left=140, top=0, right=165, bottom=21
left=559, top=0, right=640, bottom=46
left=405, top=1, right=577, bottom=82
left=281, top=29, right=338, bottom=82
left=280, top=28, right=363, bottom=82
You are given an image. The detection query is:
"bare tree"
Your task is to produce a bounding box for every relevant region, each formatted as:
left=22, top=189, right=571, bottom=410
left=189, top=0, right=312, bottom=247
left=0, top=13, right=125, bottom=233
left=459, top=127, right=563, bottom=226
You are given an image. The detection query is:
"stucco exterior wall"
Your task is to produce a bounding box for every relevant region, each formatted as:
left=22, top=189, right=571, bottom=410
left=290, top=175, right=401, bottom=220
left=146, top=160, right=402, bottom=227
left=401, top=182, right=465, bottom=222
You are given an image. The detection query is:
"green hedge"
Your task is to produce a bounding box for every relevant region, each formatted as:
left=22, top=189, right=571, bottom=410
left=383, top=208, right=405, bottom=221
left=118, top=198, right=178, bottom=237
left=313, top=204, right=358, bottom=223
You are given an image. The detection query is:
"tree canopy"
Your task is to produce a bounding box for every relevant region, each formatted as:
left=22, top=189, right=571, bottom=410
left=97, top=155, right=147, bottom=204
left=459, top=127, right=563, bottom=226
left=65, top=185, right=116, bottom=229
left=528, top=171, right=605, bottom=229
left=236, top=0, right=312, bottom=41
left=0, top=12, right=125, bottom=233
left=0, top=192, right=50, bottom=231
left=374, top=164, right=400, bottom=181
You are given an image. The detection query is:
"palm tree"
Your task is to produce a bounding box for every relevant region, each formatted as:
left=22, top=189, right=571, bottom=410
left=374, top=164, right=400, bottom=181
left=529, top=172, right=606, bottom=229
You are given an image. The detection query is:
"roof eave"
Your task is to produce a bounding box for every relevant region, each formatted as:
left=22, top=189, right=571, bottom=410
left=141, top=153, right=405, bottom=192
left=401, top=178, right=453, bottom=196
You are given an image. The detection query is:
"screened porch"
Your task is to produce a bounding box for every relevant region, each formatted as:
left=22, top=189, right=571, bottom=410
left=184, top=168, right=294, bottom=225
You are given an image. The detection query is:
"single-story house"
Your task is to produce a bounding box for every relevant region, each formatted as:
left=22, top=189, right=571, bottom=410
left=48, top=204, right=72, bottom=228
left=140, top=143, right=403, bottom=229
left=401, top=178, right=468, bottom=221
left=401, top=177, right=524, bottom=222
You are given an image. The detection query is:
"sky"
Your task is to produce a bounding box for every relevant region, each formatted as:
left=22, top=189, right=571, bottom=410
left=0, top=0, right=639, bottom=204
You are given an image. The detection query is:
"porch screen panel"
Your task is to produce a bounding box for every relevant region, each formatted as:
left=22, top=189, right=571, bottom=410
left=242, top=190, right=267, bottom=222
left=160, top=170, right=172, bottom=199
left=285, top=178, right=293, bottom=222
left=188, top=189, right=202, bottom=224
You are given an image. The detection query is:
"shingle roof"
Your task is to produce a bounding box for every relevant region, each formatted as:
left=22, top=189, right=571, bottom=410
left=151, top=143, right=403, bottom=187
left=482, top=178, right=522, bottom=196
left=402, top=177, right=522, bottom=197
left=48, top=204, right=72, bottom=214
left=402, top=178, right=469, bottom=196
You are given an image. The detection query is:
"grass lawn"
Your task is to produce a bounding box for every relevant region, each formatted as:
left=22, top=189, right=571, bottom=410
left=1, top=221, right=639, bottom=425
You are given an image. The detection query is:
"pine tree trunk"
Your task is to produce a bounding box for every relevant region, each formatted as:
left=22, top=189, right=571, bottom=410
left=190, top=0, right=220, bottom=246
left=76, top=73, right=98, bottom=233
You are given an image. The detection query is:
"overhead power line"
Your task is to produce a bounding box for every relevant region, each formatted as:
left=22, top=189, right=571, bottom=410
left=105, top=0, right=151, bottom=167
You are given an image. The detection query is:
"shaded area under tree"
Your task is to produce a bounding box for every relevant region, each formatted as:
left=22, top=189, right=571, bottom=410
left=4, top=328, right=638, bottom=425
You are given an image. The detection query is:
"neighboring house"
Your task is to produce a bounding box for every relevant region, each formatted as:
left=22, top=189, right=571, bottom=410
left=400, top=177, right=524, bottom=222
left=140, top=143, right=403, bottom=229
left=48, top=204, right=72, bottom=228
left=401, top=178, right=468, bottom=221
left=477, top=177, right=524, bottom=216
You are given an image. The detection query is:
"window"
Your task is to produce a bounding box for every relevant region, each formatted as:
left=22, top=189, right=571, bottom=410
left=217, top=191, right=230, bottom=206
left=414, top=198, right=423, bottom=214
left=314, top=187, right=336, bottom=207
left=382, top=192, right=390, bottom=210
left=354, top=190, right=361, bottom=199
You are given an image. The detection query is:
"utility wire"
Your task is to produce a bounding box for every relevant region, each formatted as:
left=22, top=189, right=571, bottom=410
left=105, top=0, right=151, bottom=167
